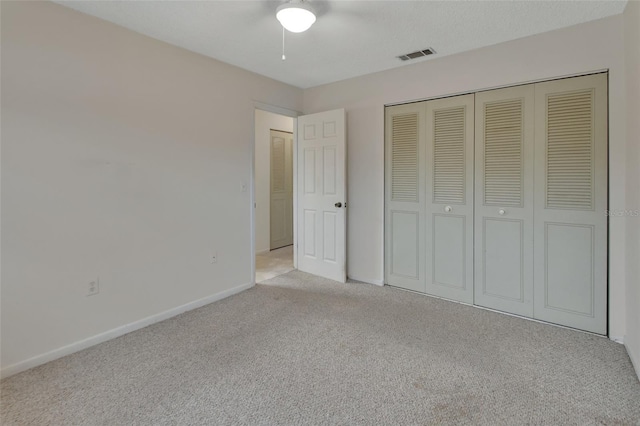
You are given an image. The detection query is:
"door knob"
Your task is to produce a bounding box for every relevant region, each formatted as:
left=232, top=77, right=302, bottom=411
left=335, top=202, right=342, bottom=208
left=444, top=206, right=452, bottom=213
left=498, top=209, right=506, bottom=215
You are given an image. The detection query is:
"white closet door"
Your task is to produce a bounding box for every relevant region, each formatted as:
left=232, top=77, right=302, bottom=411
left=474, top=85, right=535, bottom=317
left=385, top=102, right=426, bottom=292
left=270, top=130, right=293, bottom=250
left=424, top=95, right=474, bottom=303
left=533, top=74, right=608, bottom=334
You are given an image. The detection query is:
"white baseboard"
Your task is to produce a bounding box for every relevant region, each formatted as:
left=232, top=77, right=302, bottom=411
left=625, top=341, right=640, bottom=382
left=610, top=335, right=625, bottom=344
left=348, top=274, right=384, bottom=286
left=0, top=282, right=254, bottom=379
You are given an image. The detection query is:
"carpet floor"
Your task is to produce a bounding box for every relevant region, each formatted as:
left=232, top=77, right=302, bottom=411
left=2, top=271, right=639, bottom=425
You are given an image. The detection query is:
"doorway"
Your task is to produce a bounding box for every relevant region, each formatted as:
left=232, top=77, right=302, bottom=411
left=254, top=108, right=295, bottom=283
left=252, top=105, right=348, bottom=284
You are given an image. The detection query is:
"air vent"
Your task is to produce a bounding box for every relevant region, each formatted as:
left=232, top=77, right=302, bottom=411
left=398, top=48, right=435, bottom=61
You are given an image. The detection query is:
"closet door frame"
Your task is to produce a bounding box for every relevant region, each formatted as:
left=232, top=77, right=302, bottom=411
left=383, top=71, right=608, bottom=335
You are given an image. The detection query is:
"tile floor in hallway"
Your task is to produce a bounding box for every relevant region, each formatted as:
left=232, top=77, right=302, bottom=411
left=255, top=245, right=294, bottom=283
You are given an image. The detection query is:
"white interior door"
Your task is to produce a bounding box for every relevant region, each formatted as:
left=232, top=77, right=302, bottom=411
left=270, top=130, right=293, bottom=250
left=425, top=94, right=474, bottom=303
left=533, top=73, right=608, bottom=334
left=297, top=109, right=347, bottom=283
left=474, top=85, right=535, bottom=317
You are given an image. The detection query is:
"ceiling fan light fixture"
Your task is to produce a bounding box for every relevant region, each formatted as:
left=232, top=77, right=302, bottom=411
left=276, top=1, right=316, bottom=33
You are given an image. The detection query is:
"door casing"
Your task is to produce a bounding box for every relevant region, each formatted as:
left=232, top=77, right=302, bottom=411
left=252, top=103, right=300, bottom=284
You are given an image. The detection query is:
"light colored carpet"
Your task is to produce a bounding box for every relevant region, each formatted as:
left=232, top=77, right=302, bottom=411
left=255, top=245, right=294, bottom=283
left=2, top=270, right=639, bottom=425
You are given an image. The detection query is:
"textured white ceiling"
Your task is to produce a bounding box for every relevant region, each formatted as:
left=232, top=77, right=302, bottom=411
left=56, top=0, right=627, bottom=89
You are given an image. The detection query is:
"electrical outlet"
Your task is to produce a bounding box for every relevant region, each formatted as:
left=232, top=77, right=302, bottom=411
left=240, top=181, right=247, bottom=193
left=87, top=278, right=100, bottom=297
left=211, top=253, right=218, bottom=264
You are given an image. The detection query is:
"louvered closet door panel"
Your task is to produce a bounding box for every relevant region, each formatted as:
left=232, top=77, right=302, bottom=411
left=385, top=102, right=426, bottom=292
left=533, top=73, right=607, bottom=334
left=474, top=85, right=535, bottom=317
left=425, top=94, right=474, bottom=303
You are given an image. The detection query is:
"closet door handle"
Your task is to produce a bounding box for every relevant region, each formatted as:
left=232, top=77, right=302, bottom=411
left=444, top=206, right=453, bottom=213
left=498, top=209, right=506, bottom=216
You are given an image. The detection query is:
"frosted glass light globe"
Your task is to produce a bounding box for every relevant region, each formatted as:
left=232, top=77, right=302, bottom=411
left=276, top=3, right=316, bottom=33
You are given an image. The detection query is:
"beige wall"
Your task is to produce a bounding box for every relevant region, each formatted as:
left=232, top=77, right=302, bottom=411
left=303, top=15, right=629, bottom=339
left=254, top=110, right=294, bottom=254
left=0, top=1, right=302, bottom=374
left=624, top=0, right=640, bottom=377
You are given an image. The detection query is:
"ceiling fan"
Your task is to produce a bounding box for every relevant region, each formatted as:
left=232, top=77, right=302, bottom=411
left=275, top=0, right=317, bottom=60
left=277, top=0, right=317, bottom=33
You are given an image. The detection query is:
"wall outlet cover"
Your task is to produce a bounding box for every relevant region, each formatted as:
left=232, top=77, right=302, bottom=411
left=87, top=278, right=100, bottom=297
